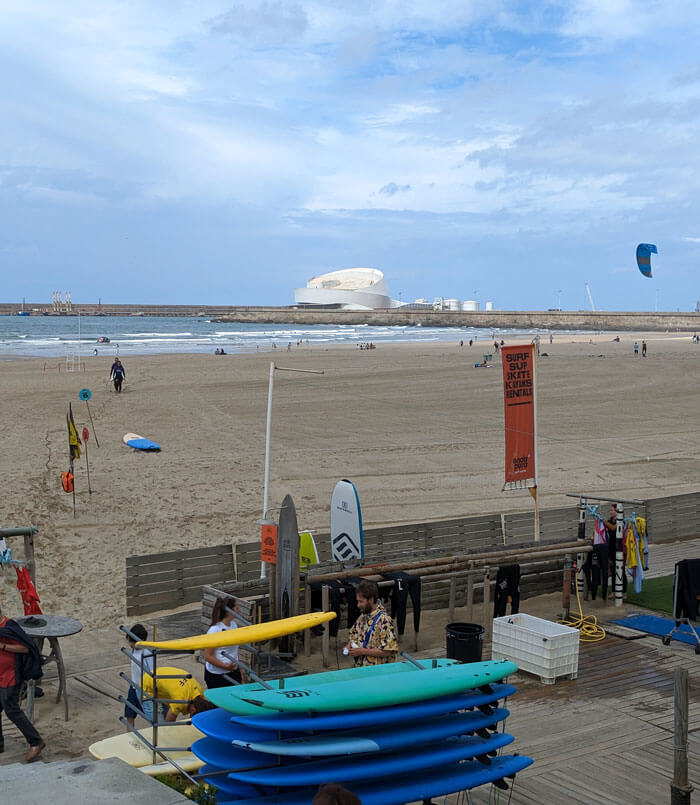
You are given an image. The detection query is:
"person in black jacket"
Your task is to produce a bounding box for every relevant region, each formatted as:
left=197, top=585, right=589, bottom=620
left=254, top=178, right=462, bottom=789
left=0, top=606, right=45, bottom=762
left=109, top=358, right=126, bottom=392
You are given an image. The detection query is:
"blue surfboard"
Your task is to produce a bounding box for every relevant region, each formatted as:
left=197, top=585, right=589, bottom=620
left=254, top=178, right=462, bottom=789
left=190, top=737, right=273, bottom=771
left=233, top=707, right=509, bottom=757
left=123, top=433, right=161, bottom=451
left=230, top=732, right=514, bottom=786
left=192, top=709, right=281, bottom=744
left=197, top=765, right=273, bottom=799
left=230, top=683, right=515, bottom=733
left=220, top=755, right=534, bottom=805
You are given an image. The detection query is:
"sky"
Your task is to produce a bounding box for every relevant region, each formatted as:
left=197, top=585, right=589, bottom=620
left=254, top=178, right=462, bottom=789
left=3, top=1, right=700, bottom=310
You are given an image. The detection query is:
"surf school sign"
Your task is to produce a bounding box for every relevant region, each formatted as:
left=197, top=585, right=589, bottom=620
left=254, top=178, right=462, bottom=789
left=502, top=344, right=537, bottom=489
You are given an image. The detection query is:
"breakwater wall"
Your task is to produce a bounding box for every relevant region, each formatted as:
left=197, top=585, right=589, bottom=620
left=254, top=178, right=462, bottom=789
left=2, top=302, right=700, bottom=331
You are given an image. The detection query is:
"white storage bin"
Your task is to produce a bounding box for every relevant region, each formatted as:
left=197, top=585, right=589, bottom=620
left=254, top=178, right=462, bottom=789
left=491, top=613, right=579, bottom=685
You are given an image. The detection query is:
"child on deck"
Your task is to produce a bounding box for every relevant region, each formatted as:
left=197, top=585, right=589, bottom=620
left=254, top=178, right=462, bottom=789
left=124, top=623, right=154, bottom=728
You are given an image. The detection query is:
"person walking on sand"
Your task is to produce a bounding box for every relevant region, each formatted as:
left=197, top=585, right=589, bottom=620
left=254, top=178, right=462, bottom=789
left=642, top=340, right=647, bottom=357
left=0, top=606, right=45, bottom=762
left=203, top=597, right=241, bottom=689
left=634, top=341, right=638, bottom=356
left=344, top=580, right=398, bottom=667
left=110, top=358, right=126, bottom=392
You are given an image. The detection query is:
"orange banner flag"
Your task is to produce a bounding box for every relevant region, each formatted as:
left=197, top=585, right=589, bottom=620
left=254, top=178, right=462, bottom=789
left=502, top=344, right=537, bottom=489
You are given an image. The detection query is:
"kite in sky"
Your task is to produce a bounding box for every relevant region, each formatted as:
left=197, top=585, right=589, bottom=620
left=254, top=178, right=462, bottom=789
left=636, top=243, right=657, bottom=278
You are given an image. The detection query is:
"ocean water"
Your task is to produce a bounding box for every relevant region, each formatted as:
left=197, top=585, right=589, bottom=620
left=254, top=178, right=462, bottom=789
left=0, top=315, right=556, bottom=358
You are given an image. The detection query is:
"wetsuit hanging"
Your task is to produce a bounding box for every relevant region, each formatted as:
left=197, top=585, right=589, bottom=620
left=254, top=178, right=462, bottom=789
left=383, top=571, right=422, bottom=635
left=494, top=564, right=520, bottom=617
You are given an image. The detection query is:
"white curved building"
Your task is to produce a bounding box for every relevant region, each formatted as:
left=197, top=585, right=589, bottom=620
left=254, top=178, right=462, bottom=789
left=294, top=268, right=398, bottom=310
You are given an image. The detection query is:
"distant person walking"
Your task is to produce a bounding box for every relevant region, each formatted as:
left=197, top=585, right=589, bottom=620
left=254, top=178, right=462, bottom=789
left=110, top=358, right=126, bottom=392
left=642, top=340, right=647, bottom=357
left=634, top=341, right=639, bottom=356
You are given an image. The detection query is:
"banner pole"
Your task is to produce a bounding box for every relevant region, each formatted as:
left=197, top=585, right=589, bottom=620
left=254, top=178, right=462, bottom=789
left=532, top=341, right=539, bottom=541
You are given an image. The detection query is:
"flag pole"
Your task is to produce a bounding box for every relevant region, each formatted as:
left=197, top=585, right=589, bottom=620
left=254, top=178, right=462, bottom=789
left=85, top=401, right=99, bottom=447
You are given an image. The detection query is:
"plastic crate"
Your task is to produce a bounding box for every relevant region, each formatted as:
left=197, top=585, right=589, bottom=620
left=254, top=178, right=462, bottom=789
left=491, top=613, right=579, bottom=685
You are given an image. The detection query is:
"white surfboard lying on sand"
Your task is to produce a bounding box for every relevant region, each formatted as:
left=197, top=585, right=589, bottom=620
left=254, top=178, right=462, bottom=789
left=123, top=433, right=161, bottom=451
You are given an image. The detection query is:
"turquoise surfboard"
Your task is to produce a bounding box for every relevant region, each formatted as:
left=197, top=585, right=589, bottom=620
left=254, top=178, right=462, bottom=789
left=239, top=660, right=518, bottom=714
left=220, top=755, right=534, bottom=805
left=233, top=707, right=510, bottom=759
left=206, top=658, right=459, bottom=714
left=231, top=732, right=514, bottom=786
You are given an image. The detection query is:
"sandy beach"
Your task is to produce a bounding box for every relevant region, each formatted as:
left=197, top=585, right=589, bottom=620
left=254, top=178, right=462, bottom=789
left=1, top=331, right=699, bottom=628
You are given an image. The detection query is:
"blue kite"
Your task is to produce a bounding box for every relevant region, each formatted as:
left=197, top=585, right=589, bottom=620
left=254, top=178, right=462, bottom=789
left=636, top=243, right=657, bottom=278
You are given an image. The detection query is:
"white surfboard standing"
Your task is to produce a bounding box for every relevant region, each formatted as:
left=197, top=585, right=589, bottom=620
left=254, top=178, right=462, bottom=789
left=330, top=479, right=364, bottom=561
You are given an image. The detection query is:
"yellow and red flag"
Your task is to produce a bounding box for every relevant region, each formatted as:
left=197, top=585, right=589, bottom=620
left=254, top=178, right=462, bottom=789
left=67, top=403, right=82, bottom=460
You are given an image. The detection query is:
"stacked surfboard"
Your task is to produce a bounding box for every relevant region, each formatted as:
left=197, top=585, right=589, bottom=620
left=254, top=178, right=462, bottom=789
left=193, top=658, right=532, bottom=804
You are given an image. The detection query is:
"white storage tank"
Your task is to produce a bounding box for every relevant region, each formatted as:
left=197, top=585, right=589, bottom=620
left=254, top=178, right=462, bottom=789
left=444, top=298, right=461, bottom=311
left=485, top=301, right=494, bottom=311
left=462, top=300, right=480, bottom=311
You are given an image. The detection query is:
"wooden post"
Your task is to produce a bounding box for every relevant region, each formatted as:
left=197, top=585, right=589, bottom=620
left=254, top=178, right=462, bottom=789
left=448, top=577, right=456, bottom=623
left=303, top=584, right=311, bottom=657
left=467, top=573, right=474, bottom=623
left=562, top=559, right=572, bottom=618
left=671, top=668, right=692, bottom=805
left=577, top=497, right=587, bottom=599
left=321, top=585, right=330, bottom=668
left=25, top=531, right=36, bottom=586
left=482, top=568, right=491, bottom=636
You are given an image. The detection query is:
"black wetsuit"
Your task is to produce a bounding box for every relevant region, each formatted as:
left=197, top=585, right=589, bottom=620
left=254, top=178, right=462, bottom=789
left=110, top=362, right=126, bottom=392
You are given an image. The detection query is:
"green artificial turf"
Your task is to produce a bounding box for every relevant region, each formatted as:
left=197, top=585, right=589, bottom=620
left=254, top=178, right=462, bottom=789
left=625, top=574, right=674, bottom=615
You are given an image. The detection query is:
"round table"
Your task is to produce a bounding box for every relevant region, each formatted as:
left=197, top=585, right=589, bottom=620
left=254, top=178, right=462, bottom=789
left=15, top=615, right=83, bottom=722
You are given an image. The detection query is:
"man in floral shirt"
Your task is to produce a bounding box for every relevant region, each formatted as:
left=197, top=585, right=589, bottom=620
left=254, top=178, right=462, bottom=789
left=345, top=580, right=398, bottom=666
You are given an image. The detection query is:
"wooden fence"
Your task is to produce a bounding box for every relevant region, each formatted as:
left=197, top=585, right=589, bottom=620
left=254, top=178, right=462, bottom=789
left=126, top=544, right=235, bottom=616
left=126, top=490, right=692, bottom=616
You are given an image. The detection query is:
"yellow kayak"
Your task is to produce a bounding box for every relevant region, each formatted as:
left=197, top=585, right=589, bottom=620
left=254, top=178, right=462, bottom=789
left=136, top=611, right=335, bottom=651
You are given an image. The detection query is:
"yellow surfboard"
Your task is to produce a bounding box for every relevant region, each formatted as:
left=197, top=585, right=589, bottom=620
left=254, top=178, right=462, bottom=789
left=299, top=530, right=320, bottom=569
left=89, top=724, right=204, bottom=775
left=136, top=611, right=335, bottom=651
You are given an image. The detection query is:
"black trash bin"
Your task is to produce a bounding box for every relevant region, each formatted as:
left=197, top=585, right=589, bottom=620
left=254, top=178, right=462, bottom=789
left=445, top=622, right=485, bottom=663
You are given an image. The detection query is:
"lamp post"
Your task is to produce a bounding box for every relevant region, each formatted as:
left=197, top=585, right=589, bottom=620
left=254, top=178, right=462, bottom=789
left=557, top=289, right=562, bottom=311
left=260, top=362, right=324, bottom=578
